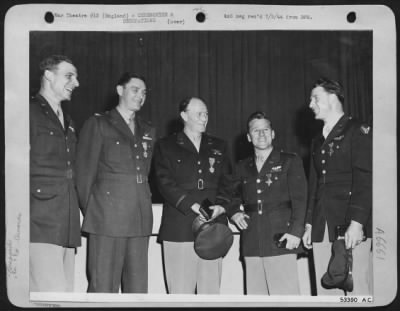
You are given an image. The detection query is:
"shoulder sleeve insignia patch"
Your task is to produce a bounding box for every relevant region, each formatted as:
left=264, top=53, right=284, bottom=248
left=360, top=125, right=371, bottom=134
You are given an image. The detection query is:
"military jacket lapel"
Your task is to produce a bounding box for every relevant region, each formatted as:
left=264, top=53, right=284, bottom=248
left=176, top=132, right=199, bottom=154
left=64, top=113, right=72, bottom=134
left=135, top=117, right=144, bottom=145
left=107, top=108, right=134, bottom=141
left=199, top=134, right=217, bottom=156
left=259, top=149, right=280, bottom=176
left=36, top=95, right=65, bottom=132
left=313, top=132, right=324, bottom=151
left=322, top=115, right=349, bottom=147
left=244, top=157, right=258, bottom=177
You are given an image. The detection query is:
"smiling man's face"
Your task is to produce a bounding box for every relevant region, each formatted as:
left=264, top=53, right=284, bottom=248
left=47, top=61, right=79, bottom=102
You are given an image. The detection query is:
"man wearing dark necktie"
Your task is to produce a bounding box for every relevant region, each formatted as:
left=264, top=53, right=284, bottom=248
left=225, top=111, right=307, bottom=295
left=302, top=78, right=372, bottom=295
left=153, top=97, right=231, bottom=294
left=76, top=72, right=156, bottom=293
left=29, top=55, right=81, bottom=292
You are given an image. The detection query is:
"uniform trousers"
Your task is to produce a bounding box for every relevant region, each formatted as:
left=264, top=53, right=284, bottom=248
left=244, top=254, right=300, bottom=295
left=163, top=241, right=222, bottom=294
left=87, top=234, right=149, bottom=293
left=312, top=223, right=373, bottom=296
left=30, top=242, right=75, bottom=292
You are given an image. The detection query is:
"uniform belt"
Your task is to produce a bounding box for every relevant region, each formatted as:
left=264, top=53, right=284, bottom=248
left=180, top=180, right=218, bottom=191
left=97, top=173, right=148, bottom=184
left=243, top=203, right=264, bottom=215
left=318, top=173, right=352, bottom=184
left=243, top=202, right=291, bottom=214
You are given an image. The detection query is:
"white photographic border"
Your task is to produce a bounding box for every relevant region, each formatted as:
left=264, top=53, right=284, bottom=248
left=4, top=3, right=397, bottom=308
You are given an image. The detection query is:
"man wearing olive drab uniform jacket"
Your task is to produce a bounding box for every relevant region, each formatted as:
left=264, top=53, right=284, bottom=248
left=302, top=78, right=372, bottom=296
left=226, top=111, right=307, bottom=295
left=30, top=55, right=81, bottom=292
left=76, top=73, right=155, bottom=293
left=154, top=97, right=231, bottom=294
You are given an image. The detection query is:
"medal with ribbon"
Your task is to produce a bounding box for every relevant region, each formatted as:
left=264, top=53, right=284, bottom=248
left=209, top=157, right=215, bottom=173
left=328, top=142, right=335, bottom=157
left=142, top=141, right=148, bottom=158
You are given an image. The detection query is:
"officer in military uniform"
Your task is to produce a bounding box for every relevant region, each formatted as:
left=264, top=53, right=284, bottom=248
left=30, top=55, right=81, bottom=292
left=154, top=97, right=231, bottom=294
left=226, top=111, right=307, bottom=295
left=76, top=73, right=155, bottom=293
left=302, top=77, right=372, bottom=295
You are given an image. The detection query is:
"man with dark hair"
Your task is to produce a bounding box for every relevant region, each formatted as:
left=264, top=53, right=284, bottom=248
left=302, top=77, right=372, bottom=295
left=226, top=111, right=307, bottom=295
left=76, top=72, right=155, bottom=293
left=30, top=55, right=81, bottom=291
left=153, top=97, right=230, bottom=294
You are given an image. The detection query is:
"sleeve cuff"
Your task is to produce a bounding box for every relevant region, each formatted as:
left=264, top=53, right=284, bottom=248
left=177, top=195, right=198, bottom=215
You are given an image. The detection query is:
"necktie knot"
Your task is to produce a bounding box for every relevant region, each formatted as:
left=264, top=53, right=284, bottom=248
left=323, top=125, right=331, bottom=139
left=56, top=107, right=64, bottom=128
left=255, top=155, right=267, bottom=172
left=128, top=116, right=135, bottom=135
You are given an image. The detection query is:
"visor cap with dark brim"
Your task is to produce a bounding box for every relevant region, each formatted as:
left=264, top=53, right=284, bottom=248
left=192, top=216, right=234, bottom=260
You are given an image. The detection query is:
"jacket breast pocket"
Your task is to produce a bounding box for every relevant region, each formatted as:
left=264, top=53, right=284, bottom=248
left=173, top=157, right=184, bottom=169
left=103, top=136, right=131, bottom=163
left=32, top=125, right=64, bottom=157
left=241, top=178, right=255, bottom=203
left=172, top=158, right=193, bottom=182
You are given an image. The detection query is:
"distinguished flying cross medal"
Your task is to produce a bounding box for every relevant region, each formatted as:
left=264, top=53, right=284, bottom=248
left=209, top=157, right=215, bottom=173
left=328, top=142, right=335, bottom=156
left=265, top=173, right=273, bottom=186
left=142, top=141, right=148, bottom=158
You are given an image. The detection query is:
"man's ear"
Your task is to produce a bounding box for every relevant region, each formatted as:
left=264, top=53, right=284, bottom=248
left=116, top=85, right=123, bottom=96
left=327, top=93, right=339, bottom=109
left=180, top=111, right=187, bottom=122
left=247, top=133, right=251, bottom=142
left=43, top=69, right=53, bottom=82
left=272, top=130, right=275, bottom=140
